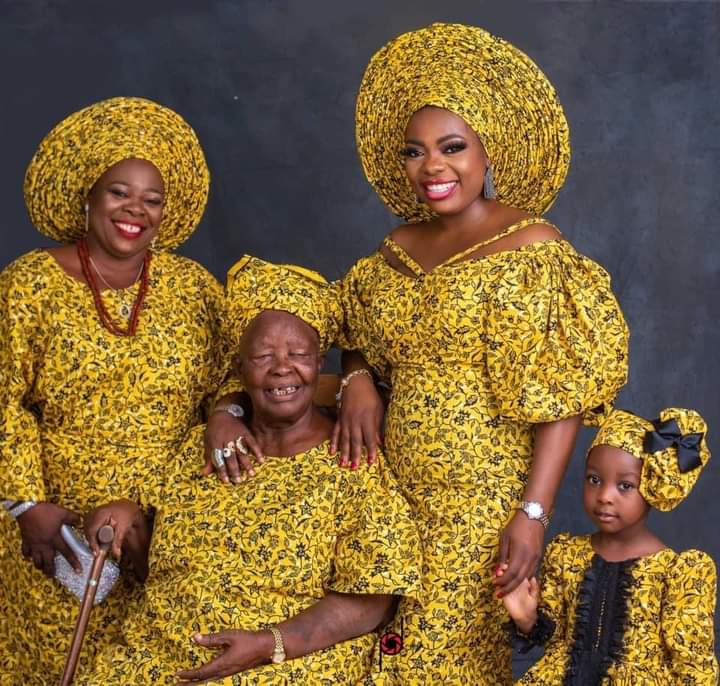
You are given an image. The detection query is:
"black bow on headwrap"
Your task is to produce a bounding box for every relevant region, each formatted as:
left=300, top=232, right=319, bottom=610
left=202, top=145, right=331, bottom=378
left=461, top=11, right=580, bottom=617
left=643, top=418, right=704, bottom=473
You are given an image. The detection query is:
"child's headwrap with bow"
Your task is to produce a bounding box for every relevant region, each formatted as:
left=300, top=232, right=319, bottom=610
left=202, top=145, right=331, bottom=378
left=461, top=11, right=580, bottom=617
left=590, top=408, right=710, bottom=511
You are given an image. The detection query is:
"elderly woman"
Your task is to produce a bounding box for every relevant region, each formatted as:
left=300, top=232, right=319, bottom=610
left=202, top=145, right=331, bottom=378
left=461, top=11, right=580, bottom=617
left=330, top=24, right=630, bottom=685
left=80, top=256, right=422, bottom=686
left=0, top=97, right=234, bottom=682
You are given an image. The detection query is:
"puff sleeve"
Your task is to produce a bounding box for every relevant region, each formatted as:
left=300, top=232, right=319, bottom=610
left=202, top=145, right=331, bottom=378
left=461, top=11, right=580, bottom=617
left=0, top=256, right=48, bottom=501
left=329, top=448, right=422, bottom=600
left=332, top=258, right=392, bottom=383
left=485, top=244, right=629, bottom=424
left=661, top=550, right=719, bottom=683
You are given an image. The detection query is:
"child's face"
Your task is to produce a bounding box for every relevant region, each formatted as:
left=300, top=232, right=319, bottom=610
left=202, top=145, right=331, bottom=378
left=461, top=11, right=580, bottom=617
left=584, top=445, right=650, bottom=534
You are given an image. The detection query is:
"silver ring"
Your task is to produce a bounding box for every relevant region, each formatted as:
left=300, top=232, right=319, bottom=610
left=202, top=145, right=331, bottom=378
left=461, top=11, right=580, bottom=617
left=211, top=448, right=226, bottom=470
left=235, top=436, right=249, bottom=455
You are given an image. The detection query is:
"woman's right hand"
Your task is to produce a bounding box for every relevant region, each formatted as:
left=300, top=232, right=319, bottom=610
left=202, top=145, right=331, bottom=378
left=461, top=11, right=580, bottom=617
left=203, top=411, right=264, bottom=484
left=17, top=502, right=82, bottom=577
left=330, top=372, right=385, bottom=469
left=84, top=499, right=143, bottom=559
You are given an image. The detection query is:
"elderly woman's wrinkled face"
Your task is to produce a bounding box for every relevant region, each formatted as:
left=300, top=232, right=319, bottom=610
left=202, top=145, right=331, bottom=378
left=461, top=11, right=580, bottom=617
left=237, top=310, right=323, bottom=422
left=86, top=158, right=164, bottom=258
left=403, top=106, right=489, bottom=216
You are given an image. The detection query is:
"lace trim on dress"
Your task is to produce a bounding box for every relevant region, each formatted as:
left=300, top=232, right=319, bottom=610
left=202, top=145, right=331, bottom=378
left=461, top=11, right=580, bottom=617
left=505, top=610, right=556, bottom=654
left=563, top=555, right=637, bottom=686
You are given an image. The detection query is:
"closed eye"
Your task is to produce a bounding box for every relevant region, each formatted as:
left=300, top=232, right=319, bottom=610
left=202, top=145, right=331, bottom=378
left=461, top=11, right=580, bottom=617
left=250, top=354, right=272, bottom=363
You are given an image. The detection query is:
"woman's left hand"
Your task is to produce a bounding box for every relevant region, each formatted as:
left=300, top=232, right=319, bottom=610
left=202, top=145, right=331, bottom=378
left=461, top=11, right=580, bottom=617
left=173, top=629, right=274, bottom=684
left=494, top=511, right=544, bottom=596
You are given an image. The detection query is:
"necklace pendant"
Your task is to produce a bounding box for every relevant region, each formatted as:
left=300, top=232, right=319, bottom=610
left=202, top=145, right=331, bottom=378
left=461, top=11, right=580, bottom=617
left=119, top=303, right=131, bottom=319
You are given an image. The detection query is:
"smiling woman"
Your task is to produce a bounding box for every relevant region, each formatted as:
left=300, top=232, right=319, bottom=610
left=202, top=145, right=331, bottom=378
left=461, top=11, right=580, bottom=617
left=78, top=256, right=422, bottom=686
left=332, top=23, right=630, bottom=684
left=0, top=97, right=234, bottom=684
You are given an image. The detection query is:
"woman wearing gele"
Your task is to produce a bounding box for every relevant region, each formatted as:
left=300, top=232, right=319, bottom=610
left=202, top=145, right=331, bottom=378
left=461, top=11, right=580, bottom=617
left=332, top=23, right=630, bottom=684
left=0, top=97, right=233, bottom=683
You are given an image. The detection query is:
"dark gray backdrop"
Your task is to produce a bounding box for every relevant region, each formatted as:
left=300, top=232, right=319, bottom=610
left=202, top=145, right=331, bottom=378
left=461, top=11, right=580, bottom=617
left=2, top=0, right=718, bottom=670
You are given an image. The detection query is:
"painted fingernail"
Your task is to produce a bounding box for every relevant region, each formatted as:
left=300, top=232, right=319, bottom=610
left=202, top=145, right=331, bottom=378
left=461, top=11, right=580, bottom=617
left=496, top=591, right=504, bottom=599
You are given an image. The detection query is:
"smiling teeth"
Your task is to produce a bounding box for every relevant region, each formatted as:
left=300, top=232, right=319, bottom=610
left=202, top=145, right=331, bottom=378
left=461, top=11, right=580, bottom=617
left=270, top=386, right=299, bottom=396
left=427, top=182, right=456, bottom=192
left=116, top=222, right=142, bottom=233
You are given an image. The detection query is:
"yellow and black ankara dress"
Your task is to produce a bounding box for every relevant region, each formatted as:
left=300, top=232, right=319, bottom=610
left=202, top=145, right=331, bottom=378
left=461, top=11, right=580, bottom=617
left=0, top=250, right=229, bottom=683
left=513, top=534, right=719, bottom=685
left=81, top=427, right=422, bottom=685
left=336, top=221, right=630, bottom=685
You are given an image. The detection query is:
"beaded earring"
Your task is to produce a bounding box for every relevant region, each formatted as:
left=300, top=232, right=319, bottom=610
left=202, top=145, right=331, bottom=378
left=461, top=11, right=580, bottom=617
left=483, top=164, right=497, bottom=200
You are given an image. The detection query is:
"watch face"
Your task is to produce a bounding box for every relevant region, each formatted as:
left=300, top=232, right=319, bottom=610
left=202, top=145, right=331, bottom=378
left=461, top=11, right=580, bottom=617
left=526, top=502, right=542, bottom=518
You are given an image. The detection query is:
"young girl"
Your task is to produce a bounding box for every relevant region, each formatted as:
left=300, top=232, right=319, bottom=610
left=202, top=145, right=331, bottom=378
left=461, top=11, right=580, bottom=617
left=501, top=407, right=719, bottom=684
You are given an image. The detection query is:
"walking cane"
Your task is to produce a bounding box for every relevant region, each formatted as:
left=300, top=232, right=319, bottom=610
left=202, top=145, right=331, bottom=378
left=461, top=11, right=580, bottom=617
left=59, top=524, right=115, bottom=686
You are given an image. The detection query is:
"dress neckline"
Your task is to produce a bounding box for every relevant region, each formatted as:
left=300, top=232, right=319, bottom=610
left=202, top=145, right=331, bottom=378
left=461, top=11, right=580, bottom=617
left=381, top=217, right=560, bottom=277
left=41, top=247, right=147, bottom=293
left=584, top=534, right=671, bottom=565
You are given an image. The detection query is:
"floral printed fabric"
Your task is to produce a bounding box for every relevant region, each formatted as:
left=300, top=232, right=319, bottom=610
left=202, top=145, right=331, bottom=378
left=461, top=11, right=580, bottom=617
left=82, top=429, right=423, bottom=685
left=517, top=534, right=719, bottom=685
left=335, top=232, right=629, bottom=685
left=0, top=249, right=230, bottom=684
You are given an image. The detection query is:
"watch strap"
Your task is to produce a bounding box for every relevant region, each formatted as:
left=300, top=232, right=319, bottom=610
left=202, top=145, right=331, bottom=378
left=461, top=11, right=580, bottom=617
left=519, top=500, right=551, bottom=529
left=269, top=626, right=286, bottom=663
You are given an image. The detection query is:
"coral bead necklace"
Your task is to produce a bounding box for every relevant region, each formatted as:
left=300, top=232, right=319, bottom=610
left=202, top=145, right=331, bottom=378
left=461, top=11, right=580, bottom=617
left=76, top=237, right=150, bottom=336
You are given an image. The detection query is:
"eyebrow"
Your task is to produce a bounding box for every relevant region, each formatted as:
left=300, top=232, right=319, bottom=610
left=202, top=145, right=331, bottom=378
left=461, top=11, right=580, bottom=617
left=617, top=472, right=640, bottom=478
left=109, top=180, right=163, bottom=194
left=405, top=134, right=467, bottom=146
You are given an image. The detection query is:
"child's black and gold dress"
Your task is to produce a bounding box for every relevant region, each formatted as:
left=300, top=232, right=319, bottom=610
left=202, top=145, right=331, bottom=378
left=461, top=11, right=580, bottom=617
left=513, top=533, right=718, bottom=685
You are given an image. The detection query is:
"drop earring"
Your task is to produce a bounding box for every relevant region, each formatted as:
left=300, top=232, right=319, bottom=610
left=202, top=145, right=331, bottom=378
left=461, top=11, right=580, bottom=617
left=84, top=204, right=89, bottom=233
left=482, top=164, right=497, bottom=200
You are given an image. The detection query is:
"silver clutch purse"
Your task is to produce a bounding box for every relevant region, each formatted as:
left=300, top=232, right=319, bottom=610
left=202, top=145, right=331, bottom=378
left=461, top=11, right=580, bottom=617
left=54, top=524, right=120, bottom=604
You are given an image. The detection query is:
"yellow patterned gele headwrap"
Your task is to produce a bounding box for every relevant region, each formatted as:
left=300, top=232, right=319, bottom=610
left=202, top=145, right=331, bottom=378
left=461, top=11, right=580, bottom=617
left=24, top=97, right=210, bottom=250
left=355, top=23, right=571, bottom=222
left=223, top=255, right=341, bottom=353
left=590, top=408, right=711, bottom=511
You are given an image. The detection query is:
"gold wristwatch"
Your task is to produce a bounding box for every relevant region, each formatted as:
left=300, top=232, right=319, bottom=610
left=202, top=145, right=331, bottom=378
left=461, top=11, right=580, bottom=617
left=269, top=626, right=286, bottom=664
